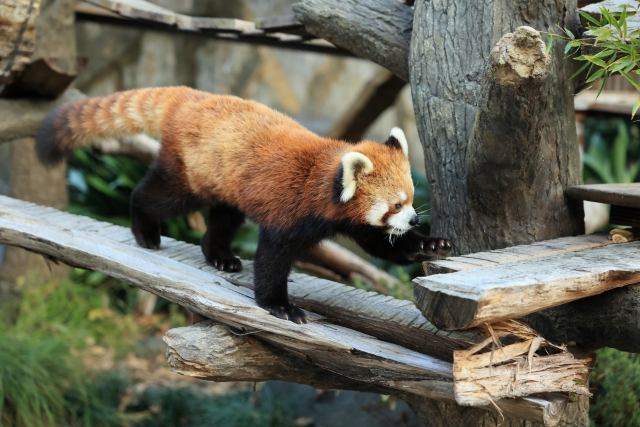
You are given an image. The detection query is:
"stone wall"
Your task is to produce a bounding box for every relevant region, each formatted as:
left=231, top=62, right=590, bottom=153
left=73, top=0, right=426, bottom=174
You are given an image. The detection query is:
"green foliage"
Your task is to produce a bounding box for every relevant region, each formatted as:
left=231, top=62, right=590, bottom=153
left=128, top=388, right=296, bottom=427
left=0, top=329, right=120, bottom=427
left=583, top=118, right=640, bottom=184
left=590, top=348, right=640, bottom=427
left=546, top=2, right=640, bottom=116
left=12, top=279, right=141, bottom=356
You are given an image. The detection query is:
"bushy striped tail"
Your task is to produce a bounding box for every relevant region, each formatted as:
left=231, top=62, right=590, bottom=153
left=35, top=86, right=206, bottom=166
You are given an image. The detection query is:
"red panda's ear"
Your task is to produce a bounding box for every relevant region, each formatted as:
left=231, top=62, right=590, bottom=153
left=385, top=127, right=409, bottom=157
left=338, top=152, right=374, bottom=203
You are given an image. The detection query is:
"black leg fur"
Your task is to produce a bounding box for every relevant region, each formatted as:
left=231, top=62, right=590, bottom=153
left=201, top=204, right=245, bottom=272
left=348, top=227, right=451, bottom=264
left=253, top=228, right=309, bottom=324
left=130, top=165, right=203, bottom=250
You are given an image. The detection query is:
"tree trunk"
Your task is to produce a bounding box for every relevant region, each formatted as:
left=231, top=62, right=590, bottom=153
left=408, top=0, right=587, bottom=425
left=410, top=0, right=583, bottom=256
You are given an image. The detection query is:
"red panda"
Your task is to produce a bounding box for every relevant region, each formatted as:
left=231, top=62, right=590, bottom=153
left=36, top=86, right=451, bottom=324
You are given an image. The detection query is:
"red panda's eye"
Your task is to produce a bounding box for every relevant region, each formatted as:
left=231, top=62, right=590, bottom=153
left=394, top=203, right=402, bottom=210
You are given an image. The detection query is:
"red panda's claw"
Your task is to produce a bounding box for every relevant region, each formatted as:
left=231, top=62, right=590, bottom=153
left=264, top=304, right=308, bottom=324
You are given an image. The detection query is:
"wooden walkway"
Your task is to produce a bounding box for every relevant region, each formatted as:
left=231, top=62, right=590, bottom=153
left=76, top=0, right=352, bottom=56
left=0, top=195, right=581, bottom=425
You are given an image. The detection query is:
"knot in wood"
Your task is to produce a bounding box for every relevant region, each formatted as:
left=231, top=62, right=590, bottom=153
left=490, top=26, right=550, bottom=87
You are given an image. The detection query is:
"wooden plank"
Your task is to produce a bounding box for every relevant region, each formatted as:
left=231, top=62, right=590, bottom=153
left=0, top=196, right=583, bottom=424
left=567, top=183, right=640, bottom=209
left=425, top=233, right=614, bottom=275
left=256, top=14, right=311, bottom=37
left=84, top=0, right=176, bottom=24
left=414, top=240, right=640, bottom=330
left=74, top=3, right=351, bottom=56
left=0, top=198, right=455, bottom=400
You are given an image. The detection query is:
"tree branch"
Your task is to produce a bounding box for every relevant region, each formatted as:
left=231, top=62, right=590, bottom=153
left=292, top=0, right=413, bottom=81
left=165, top=320, right=390, bottom=393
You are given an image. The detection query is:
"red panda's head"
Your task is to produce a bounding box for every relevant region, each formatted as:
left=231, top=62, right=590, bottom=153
left=335, top=128, right=418, bottom=235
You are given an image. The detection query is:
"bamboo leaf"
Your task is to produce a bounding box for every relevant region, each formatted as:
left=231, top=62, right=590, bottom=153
left=583, top=55, right=608, bottom=68
left=578, top=10, right=601, bottom=27
left=632, top=96, right=640, bottom=119
left=621, top=71, right=640, bottom=90
left=570, top=61, right=592, bottom=80
left=586, top=68, right=605, bottom=83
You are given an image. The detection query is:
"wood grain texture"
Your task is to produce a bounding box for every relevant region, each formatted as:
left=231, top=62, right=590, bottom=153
left=292, top=0, right=413, bottom=81
left=424, top=233, right=615, bottom=275
left=408, top=1, right=587, bottom=424
left=0, top=196, right=583, bottom=424
left=415, top=240, right=640, bottom=330
left=567, top=184, right=640, bottom=209
left=165, top=320, right=391, bottom=393
left=409, top=1, right=583, bottom=258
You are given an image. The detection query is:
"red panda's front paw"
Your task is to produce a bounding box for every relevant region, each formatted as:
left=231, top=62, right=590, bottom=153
left=410, top=238, right=451, bottom=261
left=262, top=303, right=308, bottom=324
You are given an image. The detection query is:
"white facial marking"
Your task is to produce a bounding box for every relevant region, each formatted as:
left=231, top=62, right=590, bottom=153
left=390, top=127, right=409, bottom=157
left=340, top=152, right=374, bottom=203
left=387, top=206, right=417, bottom=235
left=366, top=201, right=388, bottom=226
left=398, top=191, right=407, bottom=203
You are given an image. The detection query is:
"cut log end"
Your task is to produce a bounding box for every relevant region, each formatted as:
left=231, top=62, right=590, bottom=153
left=490, top=26, right=550, bottom=86
left=413, top=285, right=477, bottom=330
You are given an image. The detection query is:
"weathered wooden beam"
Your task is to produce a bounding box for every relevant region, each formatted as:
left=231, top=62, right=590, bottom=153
left=424, top=233, right=617, bottom=275
left=0, top=197, right=454, bottom=400
left=567, top=183, right=640, bottom=209
left=415, top=239, right=640, bottom=330
left=0, top=196, right=584, bottom=424
left=292, top=0, right=414, bottom=81
left=165, top=320, right=390, bottom=393
left=74, top=2, right=351, bottom=56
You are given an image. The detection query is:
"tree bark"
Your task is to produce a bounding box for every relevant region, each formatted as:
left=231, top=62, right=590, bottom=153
left=407, top=1, right=587, bottom=425
left=292, top=0, right=413, bottom=81
left=410, top=0, right=583, bottom=257
left=165, top=320, right=390, bottom=393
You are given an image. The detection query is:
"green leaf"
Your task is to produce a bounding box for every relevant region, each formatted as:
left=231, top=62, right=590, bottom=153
left=545, top=37, right=553, bottom=55
left=584, top=55, right=608, bottom=68
left=562, top=28, right=575, bottom=39
left=621, top=71, right=640, bottom=90
left=586, top=68, right=606, bottom=83
left=632, top=96, right=640, bottom=119
left=610, top=56, right=633, bottom=72
left=597, top=72, right=608, bottom=98
left=570, top=61, right=592, bottom=80
left=578, top=10, right=601, bottom=27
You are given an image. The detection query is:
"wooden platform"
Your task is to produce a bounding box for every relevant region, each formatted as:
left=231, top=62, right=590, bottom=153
left=567, top=183, right=640, bottom=227
left=415, top=232, right=640, bottom=330
left=0, top=196, right=588, bottom=425
left=75, top=0, right=352, bottom=56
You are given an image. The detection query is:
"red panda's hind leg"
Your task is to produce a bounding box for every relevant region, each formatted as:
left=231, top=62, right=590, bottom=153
left=201, top=204, right=245, bottom=272
left=131, top=165, right=204, bottom=250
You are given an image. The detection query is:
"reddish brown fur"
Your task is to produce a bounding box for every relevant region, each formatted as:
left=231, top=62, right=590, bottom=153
left=45, top=86, right=413, bottom=231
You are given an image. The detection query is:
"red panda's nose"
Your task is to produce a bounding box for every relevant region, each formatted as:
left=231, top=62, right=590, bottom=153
left=409, top=215, right=419, bottom=226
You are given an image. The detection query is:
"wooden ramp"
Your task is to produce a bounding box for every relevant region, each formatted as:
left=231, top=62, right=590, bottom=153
left=416, top=232, right=640, bottom=330
left=0, top=195, right=587, bottom=425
